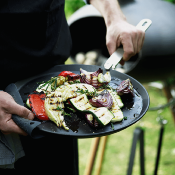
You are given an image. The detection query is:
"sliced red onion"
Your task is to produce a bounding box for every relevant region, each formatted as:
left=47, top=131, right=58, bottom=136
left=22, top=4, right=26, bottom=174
left=80, top=68, right=102, bottom=76
left=89, top=90, right=113, bottom=109
left=85, top=114, right=99, bottom=128
left=117, top=79, right=134, bottom=97
left=80, top=68, right=106, bottom=88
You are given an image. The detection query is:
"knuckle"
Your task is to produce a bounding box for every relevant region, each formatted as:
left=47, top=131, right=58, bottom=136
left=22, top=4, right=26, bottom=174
left=18, top=106, right=28, bottom=118
left=126, top=50, right=135, bottom=58
left=128, top=49, right=135, bottom=56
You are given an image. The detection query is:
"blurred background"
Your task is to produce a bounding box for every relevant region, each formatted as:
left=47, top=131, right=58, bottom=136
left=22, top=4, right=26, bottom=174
left=64, top=0, right=175, bottom=174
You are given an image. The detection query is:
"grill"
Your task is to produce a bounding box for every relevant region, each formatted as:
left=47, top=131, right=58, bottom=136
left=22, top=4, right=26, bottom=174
left=68, top=0, right=175, bottom=83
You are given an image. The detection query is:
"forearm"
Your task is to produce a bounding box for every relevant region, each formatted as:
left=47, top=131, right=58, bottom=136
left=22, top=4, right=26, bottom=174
left=89, top=0, right=145, bottom=62
left=89, top=0, right=126, bottom=27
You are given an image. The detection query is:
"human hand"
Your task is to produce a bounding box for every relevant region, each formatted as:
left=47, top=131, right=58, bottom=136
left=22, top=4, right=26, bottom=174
left=106, top=20, right=145, bottom=65
left=0, top=91, right=34, bottom=135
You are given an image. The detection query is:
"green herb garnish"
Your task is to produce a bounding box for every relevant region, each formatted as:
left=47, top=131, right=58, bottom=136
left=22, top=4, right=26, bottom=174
left=56, top=106, right=72, bottom=117
left=124, top=116, right=127, bottom=120
left=76, top=88, right=96, bottom=96
left=111, top=123, right=114, bottom=130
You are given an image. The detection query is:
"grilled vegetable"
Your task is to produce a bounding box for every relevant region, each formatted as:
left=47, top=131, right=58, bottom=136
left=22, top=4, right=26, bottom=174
left=51, top=76, right=66, bottom=89
left=109, top=91, right=124, bottom=122
left=85, top=114, right=99, bottom=128
left=96, top=89, right=124, bottom=122
left=80, top=68, right=107, bottom=88
left=44, top=92, right=69, bottom=130
left=36, top=76, right=66, bottom=93
left=89, top=90, right=113, bottom=109
left=70, top=94, right=114, bottom=126
left=55, top=83, right=96, bottom=101
left=96, top=89, right=124, bottom=109
left=117, top=79, right=134, bottom=97
left=28, top=93, right=49, bottom=121
left=108, top=90, right=124, bottom=108
left=58, top=71, right=80, bottom=81
left=98, top=72, right=111, bottom=83
left=58, top=71, right=76, bottom=77
left=28, top=67, right=128, bottom=130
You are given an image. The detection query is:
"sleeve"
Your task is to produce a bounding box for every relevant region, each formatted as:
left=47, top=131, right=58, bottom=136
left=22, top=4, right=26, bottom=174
left=83, top=0, right=90, bottom=4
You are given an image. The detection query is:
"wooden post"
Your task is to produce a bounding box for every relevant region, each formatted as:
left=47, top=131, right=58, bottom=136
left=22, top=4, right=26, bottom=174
left=84, top=137, right=100, bottom=175
left=94, top=136, right=108, bottom=175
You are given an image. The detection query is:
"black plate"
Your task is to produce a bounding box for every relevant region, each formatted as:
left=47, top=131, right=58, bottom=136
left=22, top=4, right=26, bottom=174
left=16, top=64, right=149, bottom=138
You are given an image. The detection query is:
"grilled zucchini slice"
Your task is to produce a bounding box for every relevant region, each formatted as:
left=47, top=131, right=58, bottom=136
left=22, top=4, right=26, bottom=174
left=55, top=83, right=96, bottom=101
left=70, top=94, right=114, bottom=126
left=109, top=90, right=124, bottom=122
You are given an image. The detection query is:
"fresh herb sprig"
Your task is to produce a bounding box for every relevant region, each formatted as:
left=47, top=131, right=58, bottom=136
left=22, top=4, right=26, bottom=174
left=111, top=123, right=114, bottom=130
left=56, top=106, right=72, bottom=117
left=99, top=84, right=115, bottom=93
left=76, top=88, right=97, bottom=96
left=69, top=80, right=81, bottom=84
left=37, top=76, right=58, bottom=90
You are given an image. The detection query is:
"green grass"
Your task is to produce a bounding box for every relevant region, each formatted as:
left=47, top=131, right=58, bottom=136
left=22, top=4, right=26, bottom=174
left=78, top=85, right=175, bottom=175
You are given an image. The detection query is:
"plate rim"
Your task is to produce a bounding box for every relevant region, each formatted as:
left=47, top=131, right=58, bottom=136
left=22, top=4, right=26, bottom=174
left=16, top=64, right=150, bottom=138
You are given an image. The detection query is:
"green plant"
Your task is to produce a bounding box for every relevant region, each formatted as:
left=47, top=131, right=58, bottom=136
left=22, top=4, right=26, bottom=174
left=166, top=0, right=175, bottom=3
left=65, top=0, right=85, bottom=18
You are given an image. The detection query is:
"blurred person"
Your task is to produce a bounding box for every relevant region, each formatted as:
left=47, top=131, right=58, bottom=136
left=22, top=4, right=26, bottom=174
left=0, top=0, right=145, bottom=174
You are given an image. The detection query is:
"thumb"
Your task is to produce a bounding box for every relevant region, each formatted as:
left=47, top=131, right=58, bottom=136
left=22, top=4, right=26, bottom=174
left=8, top=101, right=35, bottom=120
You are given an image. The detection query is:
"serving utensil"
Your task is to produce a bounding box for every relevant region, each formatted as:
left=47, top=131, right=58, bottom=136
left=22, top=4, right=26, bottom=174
left=104, top=19, right=152, bottom=71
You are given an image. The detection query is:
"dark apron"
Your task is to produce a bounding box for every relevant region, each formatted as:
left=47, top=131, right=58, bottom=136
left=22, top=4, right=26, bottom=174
left=0, top=0, right=72, bottom=90
left=0, top=1, right=78, bottom=174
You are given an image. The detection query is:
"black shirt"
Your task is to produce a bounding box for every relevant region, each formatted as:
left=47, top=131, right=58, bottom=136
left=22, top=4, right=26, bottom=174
left=0, top=1, right=78, bottom=174
left=0, top=0, right=72, bottom=90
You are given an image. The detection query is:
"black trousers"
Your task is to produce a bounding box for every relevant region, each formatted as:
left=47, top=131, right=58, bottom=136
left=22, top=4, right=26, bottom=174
left=0, top=135, right=79, bottom=174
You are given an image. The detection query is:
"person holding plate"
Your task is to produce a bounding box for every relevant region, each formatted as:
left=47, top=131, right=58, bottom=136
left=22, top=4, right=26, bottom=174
left=0, top=0, right=145, bottom=174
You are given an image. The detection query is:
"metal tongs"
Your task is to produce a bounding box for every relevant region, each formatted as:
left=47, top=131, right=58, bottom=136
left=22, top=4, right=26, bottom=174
left=104, top=19, right=152, bottom=71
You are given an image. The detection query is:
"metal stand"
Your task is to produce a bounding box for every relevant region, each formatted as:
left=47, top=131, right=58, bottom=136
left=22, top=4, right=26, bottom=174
left=127, top=121, right=166, bottom=175
left=153, top=121, right=165, bottom=175
left=84, top=123, right=166, bottom=175
left=127, top=127, right=145, bottom=175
